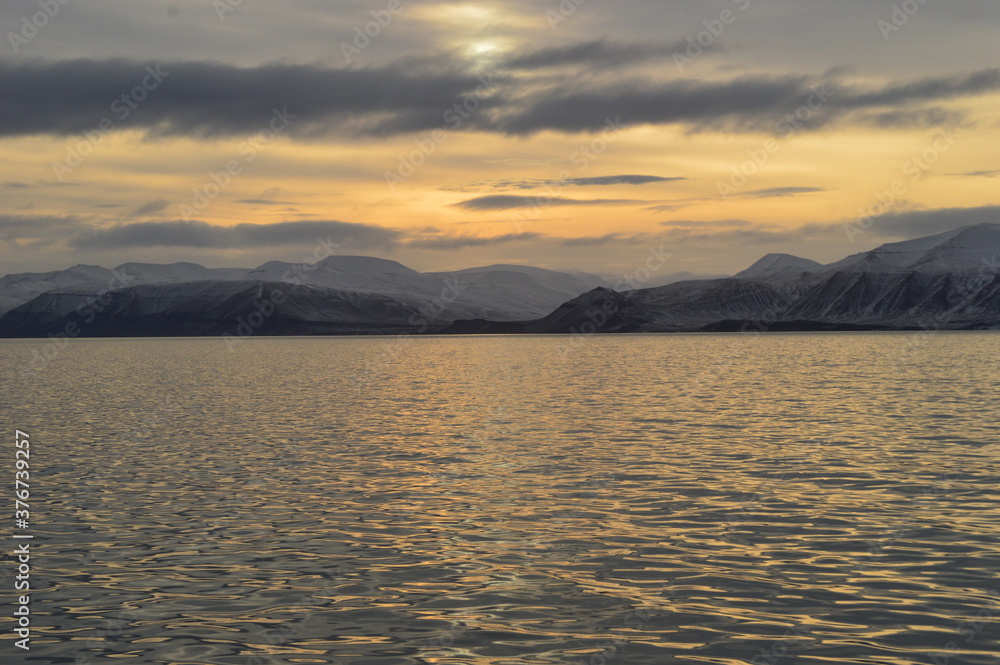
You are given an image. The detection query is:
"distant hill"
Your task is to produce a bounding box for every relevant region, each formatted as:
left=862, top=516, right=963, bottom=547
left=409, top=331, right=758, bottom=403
left=0, top=257, right=607, bottom=337
left=3, top=224, right=999, bottom=337
left=444, top=224, right=1000, bottom=334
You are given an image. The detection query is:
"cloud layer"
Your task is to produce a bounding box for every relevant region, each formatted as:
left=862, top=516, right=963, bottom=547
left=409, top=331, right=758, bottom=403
left=2, top=55, right=997, bottom=140
left=71, top=220, right=402, bottom=250
left=453, top=195, right=641, bottom=211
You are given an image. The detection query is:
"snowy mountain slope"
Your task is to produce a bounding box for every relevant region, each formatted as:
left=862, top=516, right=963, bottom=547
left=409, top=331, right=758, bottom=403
left=424, top=265, right=610, bottom=320
left=3, top=224, right=998, bottom=336
left=0, top=281, right=428, bottom=338
left=116, top=261, right=249, bottom=283
left=624, top=279, right=790, bottom=331
left=246, top=256, right=419, bottom=289
left=0, top=256, right=607, bottom=322
left=0, top=262, right=247, bottom=316
left=0, top=264, right=117, bottom=315
left=823, top=224, right=1000, bottom=274
left=782, top=271, right=1000, bottom=326
left=735, top=253, right=823, bottom=280
left=245, top=258, right=609, bottom=321
left=445, top=279, right=790, bottom=334
left=447, top=224, right=1000, bottom=334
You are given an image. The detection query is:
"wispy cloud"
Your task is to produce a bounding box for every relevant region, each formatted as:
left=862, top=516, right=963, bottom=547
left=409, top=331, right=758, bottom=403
left=659, top=219, right=754, bottom=228
left=131, top=199, right=169, bottom=217
left=504, top=39, right=687, bottom=70
left=445, top=174, right=684, bottom=193
left=852, top=206, right=1000, bottom=238
left=238, top=199, right=298, bottom=206
left=948, top=170, right=1000, bottom=178
left=407, top=232, right=541, bottom=250
left=0, top=214, right=83, bottom=244
left=742, top=187, right=826, bottom=198
left=561, top=233, right=646, bottom=247
left=453, top=195, right=642, bottom=212
left=71, top=220, right=401, bottom=250
left=568, top=175, right=684, bottom=186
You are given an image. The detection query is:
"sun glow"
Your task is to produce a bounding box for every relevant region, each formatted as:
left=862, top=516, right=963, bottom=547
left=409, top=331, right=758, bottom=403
left=466, top=39, right=508, bottom=64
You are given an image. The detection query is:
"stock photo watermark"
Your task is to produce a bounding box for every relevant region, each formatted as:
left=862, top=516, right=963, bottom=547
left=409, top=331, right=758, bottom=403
left=717, top=83, right=831, bottom=197
left=12, top=429, right=33, bottom=652
left=213, top=0, right=244, bottom=21
left=877, top=0, right=929, bottom=41
left=843, top=127, right=959, bottom=242
left=554, top=243, right=673, bottom=358
left=222, top=288, right=287, bottom=350
left=545, top=0, right=589, bottom=31
left=178, top=106, right=296, bottom=218
left=51, top=65, right=170, bottom=181
left=18, top=269, right=139, bottom=379
left=385, top=74, right=497, bottom=191
left=673, top=0, right=752, bottom=72
left=7, top=0, right=71, bottom=54
left=511, top=116, right=629, bottom=231
left=340, top=0, right=407, bottom=63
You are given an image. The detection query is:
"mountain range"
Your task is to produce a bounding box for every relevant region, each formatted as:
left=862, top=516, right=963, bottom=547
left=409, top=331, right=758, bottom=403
left=0, top=257, right=608, bottom=337
left=2, top=224, right=999, bottom=338
left=446, top=224, right=1000, bottom=334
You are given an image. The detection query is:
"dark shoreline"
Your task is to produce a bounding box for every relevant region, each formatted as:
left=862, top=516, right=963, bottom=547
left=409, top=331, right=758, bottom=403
left=4, top=321, right=999, bottom=340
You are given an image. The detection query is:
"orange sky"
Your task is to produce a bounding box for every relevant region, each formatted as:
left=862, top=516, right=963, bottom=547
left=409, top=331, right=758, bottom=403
left=1, top=1, right=999, bottom=277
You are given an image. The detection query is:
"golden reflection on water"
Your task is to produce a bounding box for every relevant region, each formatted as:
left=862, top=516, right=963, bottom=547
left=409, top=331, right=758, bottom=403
left=2, top=333, right=999, bottom=664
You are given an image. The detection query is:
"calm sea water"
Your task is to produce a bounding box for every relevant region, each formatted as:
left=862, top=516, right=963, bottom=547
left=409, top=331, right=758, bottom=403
left=2, top=333, right=999, bottom=665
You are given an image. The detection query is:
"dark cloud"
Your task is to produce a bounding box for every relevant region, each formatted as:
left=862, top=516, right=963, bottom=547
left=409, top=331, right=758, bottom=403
left=568, top=175, right=684, bottom=186
left=71, top=220, right=401, bottom=250
left=407, top=232, right=542, bottom=250
left=644, top=203, right=694, bottom=213
left=504, top=40, right=686, bottom=70
left=561, top=233, right=642, bottom=247
left=852, top=108, right=965, bottom=130
left=840, top=69, right=1000, bottom=109
left=446, top=174, right=684, bottom=193
left=0, top=214, right=81, bottom=237
left=131, top=199, right=169, bottom=217
left=949, top=170, right=1000, bottom=178
left=0, top=58, right=496, bottom=139
left=659, top=227, right=803, bottom=246
left=453, top=195, right=642, bottom=211
left=238, top=199, right=298, bottom=206
left=3, top=181, right=30, bottom=189
left=743, top=187, right=825, bottom=198
left=481, top=158, right=555, bottom=167
left=860, top=206, right=1000, bottom=238
left=659, top=220, right=753, bottom=228
left=1, top=57, right=997, bottom=139
left=495, top=69, right=1000, bottom=136
left=719, top=211, right=1000, bottom=248
left=498, top=76, right=813, bottom=135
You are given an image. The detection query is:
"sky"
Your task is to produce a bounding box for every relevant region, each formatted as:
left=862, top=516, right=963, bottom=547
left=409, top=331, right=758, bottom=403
left=2, top=0, right=999, bottom=282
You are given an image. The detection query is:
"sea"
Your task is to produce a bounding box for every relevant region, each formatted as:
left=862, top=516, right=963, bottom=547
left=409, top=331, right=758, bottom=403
left=1, top=332, right=998, bottom=664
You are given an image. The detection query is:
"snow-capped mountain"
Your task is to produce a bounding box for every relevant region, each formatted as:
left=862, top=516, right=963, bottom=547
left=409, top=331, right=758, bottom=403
left=824, top=224, right=1000, bottom=274
left=0, top=262, right=246, bottom=316
left=446, top=224, right=1000, bottom=334
left=0, top=281, right=428, bottom=338
left=734, top=253, right=823, bottom=280
left=2, top=224, right=999, bottom=337
left=244, top=256, right=608, bottom=321
left=0, top=256, right=608, bottom=337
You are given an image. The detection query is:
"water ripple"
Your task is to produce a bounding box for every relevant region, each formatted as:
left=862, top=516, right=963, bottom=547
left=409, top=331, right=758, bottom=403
left=2, top=333, right=999, bottom=664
